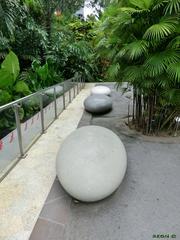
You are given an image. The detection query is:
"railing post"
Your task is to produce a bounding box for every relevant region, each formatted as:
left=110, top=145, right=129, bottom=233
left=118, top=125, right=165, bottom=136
left=14, top=104, right=24, bottom=157
left=62, top=83, right=66, bottom=110
left=69, top=87, right=72, bottom=103
left=73, top=80, right=76, bottom=98
left=40, top=94, right=45, bottom=133
left=79, top=77, right=82, bottom=90
left=77, top=78, right=79, bottom=94
left=82, top=78, right=84, bottom=89
left=54, top=87, right=58, bottom=119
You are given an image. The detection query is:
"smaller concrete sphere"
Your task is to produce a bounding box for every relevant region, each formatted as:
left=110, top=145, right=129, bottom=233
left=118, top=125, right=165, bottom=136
left=45, top=86, right=63, bottom=97
left=56, top=126, right=127, bottom=202
left=84, top=95, right=112, bottom=114
left=91, top=86, right=111, bottom=96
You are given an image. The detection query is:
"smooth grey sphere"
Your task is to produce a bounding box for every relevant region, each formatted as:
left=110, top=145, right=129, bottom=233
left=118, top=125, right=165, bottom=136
left=56, top=126, right=127, bottom=202
left=84, top=94, right=112, bottom=114
left=91, top=86, right=111, bottom=96
left=45, top=86, right=63, bottom=97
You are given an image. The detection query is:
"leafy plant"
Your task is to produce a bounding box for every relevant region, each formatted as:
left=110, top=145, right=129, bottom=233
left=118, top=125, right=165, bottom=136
left=95, top=0, right=180, bottom=135
left=49, top=16, right=99, bottom=81
left=0, top=51, right=20, bottom=88
left=0, top=51, right=31, bottom=137
left=20, top=59, right=62, bottom=92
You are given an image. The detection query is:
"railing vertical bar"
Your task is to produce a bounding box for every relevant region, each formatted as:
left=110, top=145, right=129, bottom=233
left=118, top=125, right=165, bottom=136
left=79, top=78, right=81, bottom=91
left=63, top=83, right=66, bottom=109
left=54, top=87, right=58, bottom=119
left=77, top=78, right=79, bottom=94
left=81, top=77, right=83, bottom=89
left=14, top=104, right=24, bottom=157
left=73, top=80, right=76, bottom=98
left=40, top=94, right=45, bottom=133
left=69, top=88, right=72, bottom=103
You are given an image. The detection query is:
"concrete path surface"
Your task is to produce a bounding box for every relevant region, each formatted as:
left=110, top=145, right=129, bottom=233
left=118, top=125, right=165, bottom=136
left=30, top=83, right=180, bottom=240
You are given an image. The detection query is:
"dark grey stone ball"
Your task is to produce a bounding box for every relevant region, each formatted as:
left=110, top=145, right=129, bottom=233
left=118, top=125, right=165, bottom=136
left=84, top=94, right=112, bottom=114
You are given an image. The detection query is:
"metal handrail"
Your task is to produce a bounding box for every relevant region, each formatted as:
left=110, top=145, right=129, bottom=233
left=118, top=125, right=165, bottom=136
left=0, top=77, right=76, bottom=112
left=0, top=76, right=85, bottom=163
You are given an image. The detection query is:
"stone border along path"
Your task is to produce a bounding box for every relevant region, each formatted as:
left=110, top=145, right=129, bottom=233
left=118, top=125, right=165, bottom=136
left=0, top=83, right=95, bottom=240
left=30, top=83, right=180, bottom=240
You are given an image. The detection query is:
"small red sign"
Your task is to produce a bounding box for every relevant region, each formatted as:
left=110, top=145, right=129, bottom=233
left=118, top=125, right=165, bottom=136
left=0, top=140, right=3, bottom=150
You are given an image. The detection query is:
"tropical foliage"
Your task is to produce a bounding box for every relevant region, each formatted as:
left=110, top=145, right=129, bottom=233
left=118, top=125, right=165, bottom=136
left=0, top=0, right=100, bottom=137
left=1, top=0, right=179, bottom=137
left=0, top=0, right=98, bottom=93
left=95, top=0, right=180, bottom=135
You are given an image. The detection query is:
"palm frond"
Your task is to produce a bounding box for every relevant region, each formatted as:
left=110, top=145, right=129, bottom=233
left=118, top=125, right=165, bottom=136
left=0, top=0, right=20, bottom=36
left=111, top=11, right=133, bottom=32
left=160, top=89, right=180, bottom=106
left=167, top=62, right=180, bottom=83
left=106, top=47, right=118, bottom=60
left=152, top=0, right=167, bottom=11
left=143, top=17, right=178, bottom=42
left=167, top=36, right=180, bottom=50
left=120, top=7, right=147, bottom=14
left=165, top=0, right=180, bottom=15
left=106, top=63, right=121, bottom=81
left=129, top=0, right=154, bottom=10
left=119, top=40, right=149, bottom=60
left=144, top=50, right=180, bottom=77
left=122, top=65, right=144, bottom=85
left=96, top=37, right=108, bottom=49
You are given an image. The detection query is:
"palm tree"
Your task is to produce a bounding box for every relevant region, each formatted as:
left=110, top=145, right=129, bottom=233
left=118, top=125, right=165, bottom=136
left=0, top=0, right=20, bottom=37
left=0, top=0, right=24, bottom=60
left=96, top=0, right=180, bottom=134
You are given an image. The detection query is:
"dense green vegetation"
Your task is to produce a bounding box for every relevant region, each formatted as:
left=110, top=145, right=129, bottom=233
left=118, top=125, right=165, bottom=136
left=95, top=0, right=180, bottom=135
left=0, top=0, right=99, bottom=104
left=0, top=0, right=179, bottom=136
left=0, top=0, right=100, bottom=136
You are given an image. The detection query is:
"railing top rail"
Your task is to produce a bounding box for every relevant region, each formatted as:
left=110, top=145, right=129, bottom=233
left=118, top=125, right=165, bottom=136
left=0, top=77, right=78, bottom=112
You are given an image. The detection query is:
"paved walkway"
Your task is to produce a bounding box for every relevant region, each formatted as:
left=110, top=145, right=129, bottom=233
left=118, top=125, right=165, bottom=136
left=1, top=83, right=180, bottom=240
left=30, top=83, right=180, bottom=240
left=0, top=83, right=95, bottom=240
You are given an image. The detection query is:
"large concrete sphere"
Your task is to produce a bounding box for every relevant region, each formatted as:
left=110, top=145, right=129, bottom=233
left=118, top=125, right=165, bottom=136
left=91, top=86, right=111, bottom=96
left=84, top=94, right=112, bottom=114
left=56, top=126, right=127, bottom=202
